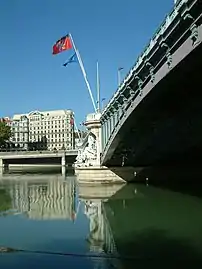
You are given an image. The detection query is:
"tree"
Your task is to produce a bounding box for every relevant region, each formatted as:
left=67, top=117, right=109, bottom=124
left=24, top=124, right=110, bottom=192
left=0, top=121, right=11, bottom=147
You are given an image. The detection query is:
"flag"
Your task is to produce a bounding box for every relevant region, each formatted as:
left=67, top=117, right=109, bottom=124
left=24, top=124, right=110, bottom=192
left=52, top=34, right=72, bottom=55
left=63, top=53, right=77, bottom=67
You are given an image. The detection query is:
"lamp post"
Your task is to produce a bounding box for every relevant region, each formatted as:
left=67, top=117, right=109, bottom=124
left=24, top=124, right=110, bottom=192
left=118, top=67, right=124, bottom=87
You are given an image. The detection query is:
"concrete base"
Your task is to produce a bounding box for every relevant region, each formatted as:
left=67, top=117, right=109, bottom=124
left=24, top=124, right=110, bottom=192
left=79, top=183, right=125, bottom=201
left=75, top=166, right=135, bottom=185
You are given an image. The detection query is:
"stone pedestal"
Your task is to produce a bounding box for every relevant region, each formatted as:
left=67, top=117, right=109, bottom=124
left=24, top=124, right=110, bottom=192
left=74, top=113, right=135, bottom=184
left=79, top=183, right=125, bottom=201
left=85, top=113, right=102, bottom=165
left=75, top=113, right=101, bottom=168
left=75, top=166, right=135, bottom=185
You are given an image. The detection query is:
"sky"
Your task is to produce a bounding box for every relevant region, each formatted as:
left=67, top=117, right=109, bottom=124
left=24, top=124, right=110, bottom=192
left=0, top=0, right=174, bottom=125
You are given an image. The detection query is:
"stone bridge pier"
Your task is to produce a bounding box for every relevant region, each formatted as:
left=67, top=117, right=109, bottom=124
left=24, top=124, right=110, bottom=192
left=74, top=113, right=135, bottom=184
left=0, top=159, right=9, bottom=175
left=83, top=112, right=102, bottom=166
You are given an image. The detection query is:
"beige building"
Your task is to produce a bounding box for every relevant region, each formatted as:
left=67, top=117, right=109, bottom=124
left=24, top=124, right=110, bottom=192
left=9, top=178, right=76, bottom=220
left=11, top=109, right=74, bottom=151
left=10, top=115, right=29, bottom=149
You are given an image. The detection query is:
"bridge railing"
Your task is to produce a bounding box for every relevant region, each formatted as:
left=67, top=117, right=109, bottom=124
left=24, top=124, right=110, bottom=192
left=86, top=113, right=101, bottom=122
left=0, top=150, right=78, bottom=156
left=100, top=0, right=202, bottom=161
left=101, top=0, right=186, bottom=116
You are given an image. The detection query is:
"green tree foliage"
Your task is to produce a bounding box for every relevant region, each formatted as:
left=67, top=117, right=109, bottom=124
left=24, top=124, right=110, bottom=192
left=0, top=121, right=11, bottom=146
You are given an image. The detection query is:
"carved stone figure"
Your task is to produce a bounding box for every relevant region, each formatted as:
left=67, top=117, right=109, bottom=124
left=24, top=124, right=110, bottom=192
left=75, top=133, right=97, bottom=166
left=83, top=134, right=97, bottom=162
left=84, top=201, right=104, bottom=251
left=76, top=149, right=83, bottom=163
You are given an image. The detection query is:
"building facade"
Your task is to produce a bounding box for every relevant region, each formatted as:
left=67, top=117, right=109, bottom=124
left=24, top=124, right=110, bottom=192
left=10, top=115, right=29, bottom=149
left=10, top=109, right=75, bottom=151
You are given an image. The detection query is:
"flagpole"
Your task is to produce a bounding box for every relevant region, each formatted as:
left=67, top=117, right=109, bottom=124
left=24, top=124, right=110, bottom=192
left=74, top=119, right=81, bottom=140
left=69, top=33, right=97, bottom=112
left=96, top=61, right=100, bottom=113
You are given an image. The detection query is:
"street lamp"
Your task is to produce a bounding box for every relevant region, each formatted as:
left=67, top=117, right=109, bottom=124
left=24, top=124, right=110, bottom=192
left=118, top=67, right=124, bottom=87
left=101, top=98, right=106, bottom=111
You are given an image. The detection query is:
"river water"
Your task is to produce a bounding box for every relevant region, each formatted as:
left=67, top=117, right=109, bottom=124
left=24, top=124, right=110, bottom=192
left=0, top=167, right=202, bottom=268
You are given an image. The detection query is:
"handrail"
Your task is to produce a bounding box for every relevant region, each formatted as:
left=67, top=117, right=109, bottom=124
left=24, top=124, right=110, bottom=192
left=101, top=0, right=186, bottom=116
left=0, top=150, right=78, bottom=155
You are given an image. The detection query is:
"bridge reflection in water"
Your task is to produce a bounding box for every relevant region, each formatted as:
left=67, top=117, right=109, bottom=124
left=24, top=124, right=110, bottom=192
left=1, top=173, right=202, bottom=268
left=80, top=184, right=123, bottom=269
left=0, top=176, right=125, bottom=269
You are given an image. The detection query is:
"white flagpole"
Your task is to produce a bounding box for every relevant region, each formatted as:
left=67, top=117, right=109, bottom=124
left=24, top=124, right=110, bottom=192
left=96, top=61, right=100, bottom=113
left=69, top=33, right=97, bottom=112
left=74, top=119, right=81, bottom=140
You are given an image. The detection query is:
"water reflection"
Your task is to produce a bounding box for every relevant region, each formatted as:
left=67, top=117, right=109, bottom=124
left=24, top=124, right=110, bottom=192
left=82, top=187, right=122, bottom=269
left=0, top=189, right=12, bottom=214
left=0, top=173, right=124, bottom=269
left=0, top=170, right=202, bottom=268
left=104, top=184, right=202, bottom=268
left=8, top=180, right=76, bottom=220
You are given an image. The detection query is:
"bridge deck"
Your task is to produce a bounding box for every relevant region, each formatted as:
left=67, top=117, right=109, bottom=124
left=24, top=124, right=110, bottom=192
left=100, top=0, right=202, bottom=167
left=0, top=150, right=78, bottom=160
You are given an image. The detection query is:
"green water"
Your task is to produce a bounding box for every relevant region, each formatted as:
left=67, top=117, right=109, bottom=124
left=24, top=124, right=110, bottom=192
left=105, top=184, right=202, bottom=268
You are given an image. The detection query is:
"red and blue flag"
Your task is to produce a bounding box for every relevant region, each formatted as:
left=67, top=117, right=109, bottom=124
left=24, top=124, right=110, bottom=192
left=52, top=34, right=72, bottom=55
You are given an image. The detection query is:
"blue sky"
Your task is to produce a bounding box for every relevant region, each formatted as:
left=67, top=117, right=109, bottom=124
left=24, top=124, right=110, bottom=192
left=0, top=0, right=174, bottom=125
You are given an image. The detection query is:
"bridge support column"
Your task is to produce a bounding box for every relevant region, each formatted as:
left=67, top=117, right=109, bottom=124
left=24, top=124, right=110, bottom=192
left=75, top=113, right=101, bottom=168
left=104, top=118, right=108, bottom=144
left=61, top=166, right=66, bottom=177
left=75, top=113, right=131, bottom=184
left=61, top=156, right=66, bottom=177
left=4, top=163, right=9, bottom=171
left=107, top=117, right=110, bottom=142
left=0, top=159, right=9, bottom=174
left=112, top=113, right=115, bottom=131
left=114, top=110, right=118, bottom=126
left=0, top=159, right=2, bottom=176
left=109, top=113, right=113, bottom=137
left=61, top=156, right=66, bottom=166
left=103, top=120, right=107, bottom=149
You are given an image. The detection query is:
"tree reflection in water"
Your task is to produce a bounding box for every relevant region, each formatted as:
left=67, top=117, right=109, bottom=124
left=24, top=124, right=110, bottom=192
left=0, top=189, right=12, bottom=213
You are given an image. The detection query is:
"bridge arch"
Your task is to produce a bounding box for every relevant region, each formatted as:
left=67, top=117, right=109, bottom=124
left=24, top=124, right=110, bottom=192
left=101, top=30, right=202, bottom=167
